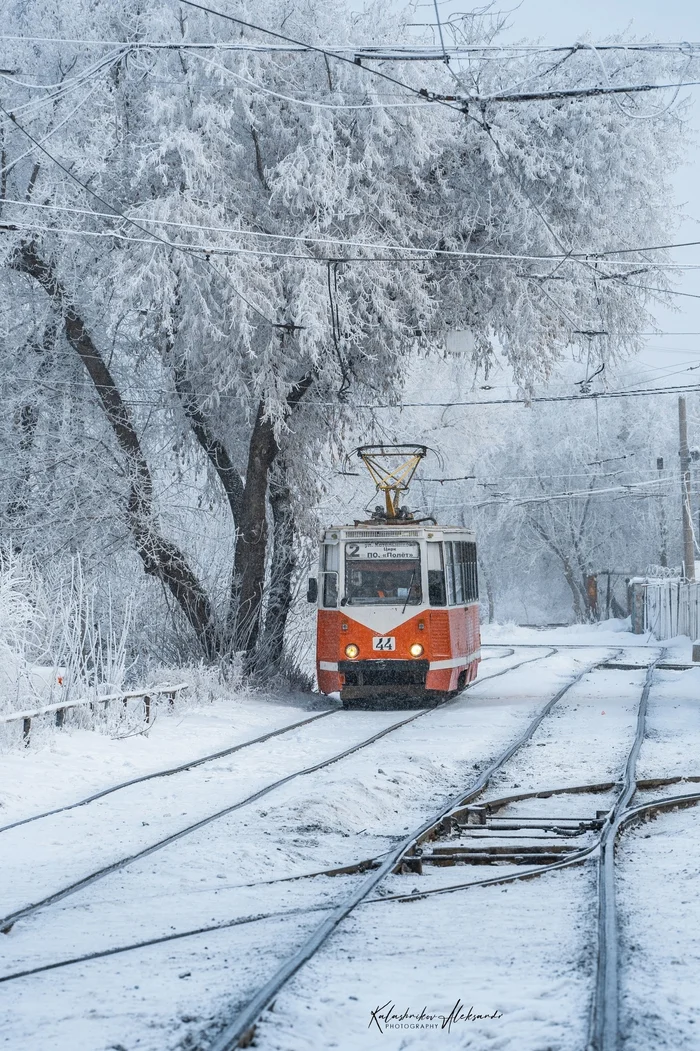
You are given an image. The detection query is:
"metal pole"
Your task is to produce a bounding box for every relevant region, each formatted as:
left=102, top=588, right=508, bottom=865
left=679, top=397, right=695, bottom=581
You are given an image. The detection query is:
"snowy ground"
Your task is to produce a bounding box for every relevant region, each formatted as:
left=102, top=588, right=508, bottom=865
left=0, top=623, right=698, bottom=1051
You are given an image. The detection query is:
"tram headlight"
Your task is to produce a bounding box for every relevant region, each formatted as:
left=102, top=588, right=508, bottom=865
left=345, top=643, right=360, bottom=659
left=410, top=643, right=424, bottom=658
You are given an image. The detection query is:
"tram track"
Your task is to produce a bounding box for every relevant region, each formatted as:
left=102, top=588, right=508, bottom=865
left=5, top=780, right=699, bottom=991
left=0, top=646, right=546, bottom=840
left=203, top=650, right=616, bottom=1051
left=0, top=643, right=605, bottom=1013
left=0, top=708, right=337, bottom=836
left=0, top=646, right=555, bottom=935
left=0, top=650, right=592, bottom=965
left=2, top=644, right=659, bottom=1051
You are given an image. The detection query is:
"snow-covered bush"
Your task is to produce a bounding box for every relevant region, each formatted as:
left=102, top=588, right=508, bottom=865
left=0, top=551, right=133, bottom=716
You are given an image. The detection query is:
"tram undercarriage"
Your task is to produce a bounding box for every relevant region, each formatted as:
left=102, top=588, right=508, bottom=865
left=337, top=657, right=473, bottom=708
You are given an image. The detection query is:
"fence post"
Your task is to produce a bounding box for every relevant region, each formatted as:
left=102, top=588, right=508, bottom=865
left=55, top=708, right=65, bottom=728
left=22, top=718, right=31, bottom=746
left=631, top=582, right=645, bottom=634
left=144, top=695, right=151, bottom=723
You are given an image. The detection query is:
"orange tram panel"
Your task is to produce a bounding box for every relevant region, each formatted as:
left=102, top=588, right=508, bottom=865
left=310, top=524, right=481, bottom=708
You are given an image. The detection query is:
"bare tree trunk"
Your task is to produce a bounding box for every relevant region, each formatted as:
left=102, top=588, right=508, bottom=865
left=527, top=513, right=588, bottom=622
left=258, top=475, right=296, bottom=671
left=228, top=402, right=277, bottom=662
left=229, top=373, right=316, bottom=668
left=11, top=241, right=218, bottom=655
left=173, top=361, right=245, bottom=522
left=562, top=559, right=586, bottom=621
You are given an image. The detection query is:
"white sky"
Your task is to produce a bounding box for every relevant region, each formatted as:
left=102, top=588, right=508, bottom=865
left=495, top=0, right=700, bottom=383
left=423, top=0, right=700, bottom=383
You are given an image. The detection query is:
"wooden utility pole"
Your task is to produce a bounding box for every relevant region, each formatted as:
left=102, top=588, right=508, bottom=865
left=657, top=456, right=668, bottom=567
left=679, top=396, right=695, bottom=581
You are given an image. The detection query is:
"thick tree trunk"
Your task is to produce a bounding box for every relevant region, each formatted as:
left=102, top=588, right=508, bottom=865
left=229, top=373, right=316, bottom=668
left=561, top=559, right=586, bottom=622
left=229, top=401, right=277, bottom=659
left=11, top=242, right=218, bottom=656
left=258, top=476, right=296, bottom=671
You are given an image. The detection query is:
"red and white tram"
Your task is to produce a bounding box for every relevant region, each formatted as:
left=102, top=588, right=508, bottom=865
left=308, top=446, right=480, bottom=708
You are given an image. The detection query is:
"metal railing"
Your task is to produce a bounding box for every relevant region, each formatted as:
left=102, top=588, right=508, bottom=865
left=0, top=683, right=188, bottom=746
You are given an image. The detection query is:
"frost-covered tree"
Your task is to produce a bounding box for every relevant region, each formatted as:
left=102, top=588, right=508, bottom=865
left=382, top=353, right=683, bottom=624
left=0, top=0, right=692, bottom=666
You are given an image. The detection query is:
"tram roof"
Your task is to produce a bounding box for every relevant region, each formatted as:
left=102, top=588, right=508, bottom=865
left=321, top=524, right=476, bottom=541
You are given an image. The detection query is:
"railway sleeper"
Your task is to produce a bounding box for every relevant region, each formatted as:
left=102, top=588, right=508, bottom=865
left=420, top=851, right=577, bottom=867
left=455, top=819, right=602, bottom=834
left=457, top=829, right=590, bottom=840
left=427, top=843, right=582, bottom=856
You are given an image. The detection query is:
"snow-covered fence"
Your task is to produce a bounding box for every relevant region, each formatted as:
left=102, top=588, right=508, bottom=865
left=631, top=579, right=700, bottom=640
left=0, top=682, right=188, bottom=747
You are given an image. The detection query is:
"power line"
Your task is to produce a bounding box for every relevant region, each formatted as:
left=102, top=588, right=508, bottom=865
left=348, top=382, right=700, bottom=408
left=0, top=195, right=698, bottom=260
left=440, top=80, right=700, bottom=105
left=2, top=32, right=699, bottom=57
left=618, top=283, right=700, bottom=301
left=1, top=210, right=696, bottom=274
left=189, top=49, right=440, bottom=110
left=178, top=0, right=449, bottom=106
left=177, top=4, right=700, bottom=108
left=17, top=380, right=700, bottom=409
left=0, top=102, right=290, bottom=330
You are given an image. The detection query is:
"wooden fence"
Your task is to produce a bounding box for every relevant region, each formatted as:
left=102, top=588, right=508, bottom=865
left=630, top=579, right=700, bottom=641
left=0, top=683, right=188, bottom=746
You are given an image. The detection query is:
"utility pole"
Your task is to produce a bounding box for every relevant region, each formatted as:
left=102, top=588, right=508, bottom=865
left=679, top=396, right=695, bottom=581
left=657, top=456, right=668, bottom=568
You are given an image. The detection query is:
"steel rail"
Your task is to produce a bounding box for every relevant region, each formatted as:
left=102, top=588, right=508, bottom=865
left=7, top=778, right=696, bottom=991
left=0, top=646, right=545, bottom=838
left=481, top=643, right=654, bottom=650
left=0, top=904, right=336, bottom=986
left=0, top=649, right=556, bottom=934
left=0, top=707, right=337, bottom=835
left=587, top=653, right=665, bottom=1051
left=368, top=779, right=700, bottom=906
left=0, top=709, right=430, bottom=933
left=480, top=647, right=515, bottom=661
left=460, top=774, right=700, bottom=815
left=207, top=652, right=611, bottom=1051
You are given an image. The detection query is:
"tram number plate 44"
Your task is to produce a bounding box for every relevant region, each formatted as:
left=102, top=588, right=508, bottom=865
left=372, top=636, right=396, bottom=651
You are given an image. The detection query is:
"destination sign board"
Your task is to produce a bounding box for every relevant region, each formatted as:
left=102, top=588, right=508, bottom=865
left=344, top=541, right=419, bottom=561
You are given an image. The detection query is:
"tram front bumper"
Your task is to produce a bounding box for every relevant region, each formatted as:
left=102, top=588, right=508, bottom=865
left=338, top=658, right=429, bottom=699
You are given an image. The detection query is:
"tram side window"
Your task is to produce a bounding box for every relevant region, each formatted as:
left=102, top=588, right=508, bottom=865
left=427, top=542, right=446, bottom=606
left=323, top=544, right=339, bottom=607
left=444, top=542, right=456, bottom=605
left=450, top=541, right=460, bottom=604
left=465, top=541, right=479, bottom=602
left=446, top=541, right=479, bottom=604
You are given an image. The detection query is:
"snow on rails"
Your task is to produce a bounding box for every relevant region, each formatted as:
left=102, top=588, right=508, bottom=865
left=2, top=642, right=700, bottom=1050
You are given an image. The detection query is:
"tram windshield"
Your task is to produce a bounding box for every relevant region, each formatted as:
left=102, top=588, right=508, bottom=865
left=344, top=540, right=421, bottom=605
